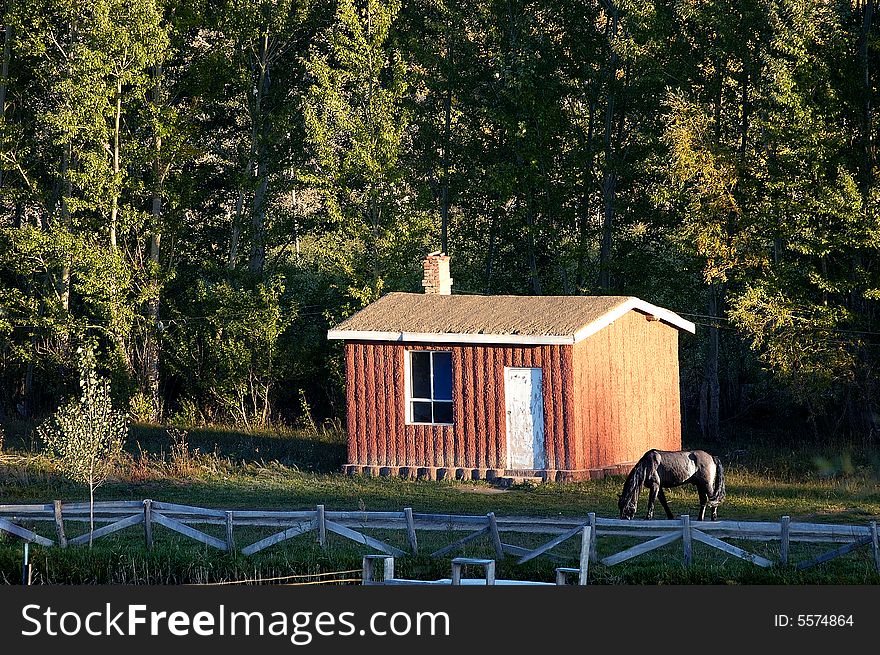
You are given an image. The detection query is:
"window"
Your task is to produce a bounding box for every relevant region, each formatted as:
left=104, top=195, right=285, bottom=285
left=408, top=351, right=453, bottom=424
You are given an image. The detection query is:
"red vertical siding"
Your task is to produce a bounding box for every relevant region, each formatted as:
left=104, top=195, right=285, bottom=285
left=346, top=341, right=572, bottom=471
left=364, top=345, right=378, bottom=464
left=560, top=345, right=576, bottom=471
left=463, top=347, right=476, bottom=467
left=539, top=347, right=554, bottom=469
left=375, top=345, right=388, bottom=466
left=389, top=345, right=402, bottom=466
left=492, top=347, right=506, bottom=468
left=451, top=349, right=464, bottom=466
left=483, top=349, right=495, bottom=468
left=345, top=344, right=358, bottom=465
left=355, top=343, right=368, bottom=463
left=474, top=347, right=487, bottom=468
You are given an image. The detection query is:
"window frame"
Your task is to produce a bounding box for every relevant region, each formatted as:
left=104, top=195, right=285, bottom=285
left=405, top=349, right=454, bottom=426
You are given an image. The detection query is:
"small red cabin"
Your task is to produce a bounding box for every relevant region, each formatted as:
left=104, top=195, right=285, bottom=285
left=327, top=254, right=695, bottom=481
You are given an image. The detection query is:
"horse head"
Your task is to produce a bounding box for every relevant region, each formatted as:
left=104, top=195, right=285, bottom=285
left=618, top=492, right=636, bottom=520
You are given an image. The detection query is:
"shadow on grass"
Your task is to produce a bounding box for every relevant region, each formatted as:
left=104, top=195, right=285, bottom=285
left=1, top=420, right=347, bottom=474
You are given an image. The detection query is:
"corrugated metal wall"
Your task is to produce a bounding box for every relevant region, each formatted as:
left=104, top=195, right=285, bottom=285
left=572, top=311, right=682, bottom=470
left=345, top=342, right=571, bottom=469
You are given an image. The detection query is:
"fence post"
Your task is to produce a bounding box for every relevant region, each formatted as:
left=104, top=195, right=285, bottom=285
left=53, top=501, right=67, bottom=548
left=362, top=555, right=395, bottom=585
left=225, top=511, right=235, bottom=554
left=587, top=512, right=598, bottom=563
left=871, top=521, right=879, bottom=574
left=579, top=526, right=591, bottom=585
left=22, top=542, right=31, bottom=586
left=681, top=515, right=692, bottom=566
left=780, top=516, right=791, bottom=566
left=317, top=505, right=326, bottom=547
left=143, top=499, right=153, bottom=551
left=451, top=561, right=462, bottom=585
left=487, top=512, right=504, bottom=559
left=404, top=508, right=418, bottom=555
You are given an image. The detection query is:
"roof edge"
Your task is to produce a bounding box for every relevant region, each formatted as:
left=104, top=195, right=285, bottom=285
left=326, top=329, right=575, bottom=345
left=571, top=297, right=695, bottom=341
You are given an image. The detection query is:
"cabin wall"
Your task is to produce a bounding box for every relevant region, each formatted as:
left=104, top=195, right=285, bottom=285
left=344, top=342, right=573, bottom=470
left=572, top=311, right=682, bottom=471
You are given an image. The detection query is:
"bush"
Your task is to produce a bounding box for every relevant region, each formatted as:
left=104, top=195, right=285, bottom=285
left=39, top=346, right=128, bottom=544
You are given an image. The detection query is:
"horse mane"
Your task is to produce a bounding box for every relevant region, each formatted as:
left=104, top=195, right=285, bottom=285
left=708, top=455, right=726, bottom=506
left=619, top=453, right=650, bottom=514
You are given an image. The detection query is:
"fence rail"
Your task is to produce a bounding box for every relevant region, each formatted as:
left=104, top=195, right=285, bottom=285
left=1, top=501, right=878, bottom=573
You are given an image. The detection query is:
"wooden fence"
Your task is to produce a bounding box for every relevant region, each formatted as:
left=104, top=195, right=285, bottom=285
left=1, top=501, right=878, bottom=574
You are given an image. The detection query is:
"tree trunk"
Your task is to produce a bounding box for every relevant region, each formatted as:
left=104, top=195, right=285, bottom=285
left=144, top=63, right=165, bottom=422
left=861, top=0, right=875, bottom=202
left=0, top=19, right=11, bottom=189
left=58, top=145, right=71, bottom=312
left=599, top=171, right=617, bottom=291
left=249, top=154, right=269, bottom=277
left=440, top=12, right=454, bottom=254
left=146, top=218, right=161, bottom=421
left=575, top=99, right=597, bottom=293
left=700, top=284, right=721, bottom=442
left=89, top=483, right=95, bottom=548
left=228, top=195, right=244, bottom=270
left=525, top=190, right=541, bottom=295
left=248, top=30, right=271, bottom=279
left=484, top=213, right=497, bottom=294
left=109, top=80, right=122, bottom=249
left=598, top=5, right=619, bottom=292
left=369, top=199, right=381, bottom=294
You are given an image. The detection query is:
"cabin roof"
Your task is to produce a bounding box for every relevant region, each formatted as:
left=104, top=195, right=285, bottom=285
left=327, top=293, right=695, bottom=345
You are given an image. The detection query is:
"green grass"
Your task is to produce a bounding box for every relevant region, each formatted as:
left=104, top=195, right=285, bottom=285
left=1, top=421, right=879, bottom=584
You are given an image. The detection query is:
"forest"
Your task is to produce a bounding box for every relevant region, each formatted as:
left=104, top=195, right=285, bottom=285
left=1, top=0, right=879, bottom=443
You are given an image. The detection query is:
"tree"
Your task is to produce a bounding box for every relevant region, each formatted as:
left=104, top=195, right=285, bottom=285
left=39, top=345, right=127, bottom=545
left=303, top=0, right=431, bottom=310
left=660, top=0, right=880, bottom=437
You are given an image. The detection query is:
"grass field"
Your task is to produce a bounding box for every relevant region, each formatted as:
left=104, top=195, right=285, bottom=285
left=1, top=421, right=879, bottom=585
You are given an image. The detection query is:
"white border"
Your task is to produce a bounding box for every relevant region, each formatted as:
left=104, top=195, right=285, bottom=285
left=327, top=298, right=695, bottom=345
left=405, top=349, right=453, bottom=426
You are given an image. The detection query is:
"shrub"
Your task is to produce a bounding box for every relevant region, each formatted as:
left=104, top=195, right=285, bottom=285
left=39, top=346, right=128, bottom=545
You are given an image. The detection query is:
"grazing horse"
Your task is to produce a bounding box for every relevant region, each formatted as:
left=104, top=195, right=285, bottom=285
left=617, top=449, right=726, bottom=521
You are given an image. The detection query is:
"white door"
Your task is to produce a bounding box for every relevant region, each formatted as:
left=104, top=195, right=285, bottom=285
left=504, top=367, right=546, bottom=470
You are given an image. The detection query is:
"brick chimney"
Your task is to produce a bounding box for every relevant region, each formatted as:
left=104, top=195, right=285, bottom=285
left=422, top=251, right=453, bottom=295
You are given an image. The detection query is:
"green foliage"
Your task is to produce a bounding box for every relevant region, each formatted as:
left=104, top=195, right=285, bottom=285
left=658, top=0, right=880, bottom=426
left=3, top=0, right=880, bottom=440
left=163, top=278, right=294, bottom=428
left=303, top=0, right=433, bottom=308
left=38, top=345, right=128, bottom=543
left=38, top=346, right=128, bottom=488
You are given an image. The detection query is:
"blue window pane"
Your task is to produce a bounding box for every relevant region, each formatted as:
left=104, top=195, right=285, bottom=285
left=412, top=401, right=432, bottom=423
left=432, top=352, right=452, bottom=401
left=411, top=352, right=431, bottom=398
left=433, top=401, right=453, bottom=424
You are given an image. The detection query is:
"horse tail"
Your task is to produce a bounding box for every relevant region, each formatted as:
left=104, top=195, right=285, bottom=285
left=709, top=456, right=726, bottom=506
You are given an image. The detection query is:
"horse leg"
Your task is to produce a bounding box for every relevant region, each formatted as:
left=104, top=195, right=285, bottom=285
left=697, top=488, right=708, bottom=521
left=657, top=488, right=674, bottom=519
left=645, top=483, right=659, bottom=520
left=711, top=505, right=718, bottom=521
